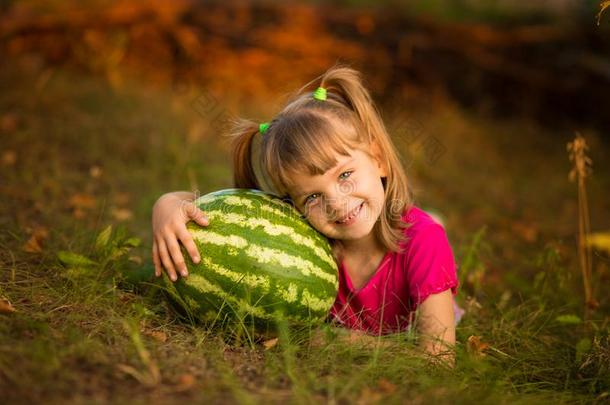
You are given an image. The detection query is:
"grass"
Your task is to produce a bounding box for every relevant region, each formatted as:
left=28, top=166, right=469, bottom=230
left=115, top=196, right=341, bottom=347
left=1, top=58, right=609, bottom=403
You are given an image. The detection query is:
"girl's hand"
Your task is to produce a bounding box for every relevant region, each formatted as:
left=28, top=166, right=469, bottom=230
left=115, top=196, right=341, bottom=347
left=152, top=192, right=209, bottom=282
left=416, top=289, right=456, bottom=367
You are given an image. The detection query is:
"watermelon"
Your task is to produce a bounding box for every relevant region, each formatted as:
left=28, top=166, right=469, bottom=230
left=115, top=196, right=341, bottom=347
left=160, top=188, right=339, bottom=331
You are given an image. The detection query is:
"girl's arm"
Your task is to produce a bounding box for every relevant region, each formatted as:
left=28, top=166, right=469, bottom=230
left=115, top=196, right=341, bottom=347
left=416, top=289, right=456, bottom=366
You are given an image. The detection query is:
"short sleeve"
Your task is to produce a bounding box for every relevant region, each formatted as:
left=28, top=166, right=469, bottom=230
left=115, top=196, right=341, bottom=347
left=404, top=224, right=459, bottom=309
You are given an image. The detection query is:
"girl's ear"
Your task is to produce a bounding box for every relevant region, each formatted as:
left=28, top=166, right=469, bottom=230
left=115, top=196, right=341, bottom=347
left=371, top=142, right=388, bottom=178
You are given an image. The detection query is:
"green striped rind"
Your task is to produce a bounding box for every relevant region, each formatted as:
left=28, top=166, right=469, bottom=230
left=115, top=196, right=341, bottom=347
left=180, top=246, right=336, bottom=316
left=188, top=222, right=335, bottom=285
left=194, top=190, right=318, bottom=237
left=198, top=210, right=336, bottom=270
left=168, top=188, right=339, bottom=329
left=193, top=189, right=335, bottom=273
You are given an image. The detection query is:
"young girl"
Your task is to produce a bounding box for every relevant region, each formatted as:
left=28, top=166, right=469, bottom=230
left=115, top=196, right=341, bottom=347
left=152, top=64, right=462, bottom=362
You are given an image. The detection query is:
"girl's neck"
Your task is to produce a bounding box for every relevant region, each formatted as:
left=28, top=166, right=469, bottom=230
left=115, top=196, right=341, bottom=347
left=337, top=232, right=385, bottom=260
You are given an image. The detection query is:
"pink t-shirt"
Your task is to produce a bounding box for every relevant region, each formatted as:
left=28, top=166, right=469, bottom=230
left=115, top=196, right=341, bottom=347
left=329, top=205, right=460, bottom=335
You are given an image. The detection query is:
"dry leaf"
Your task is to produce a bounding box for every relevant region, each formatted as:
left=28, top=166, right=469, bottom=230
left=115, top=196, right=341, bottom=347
left=112, top=207, right=133, bottom=221
left=0, top=298, right=16, bottom=313
left=73, top=208, right=86, bottom=219
left=69, top=193, right=97, bottom=210
left=22, top=226, right=49, bottom=253
left=511, top=221, right=538, bottom=243
left=356, top=387, right=383, bottom=405
left=0, top=113, right=19, bottom=132
left=174, top=26, right=202, bottom=58
left=1, top=150, right=17, bottom=166
left=23, top=234, right=43, bottom=253
left=174, top=373, right=196, bottom=392
left=262, top=337, right=279, bottom=350
left=142, top=329, right=168, bottom=343
left=128, top=255, right=143, bottom=264
left=89, top=165, right=103, bottom=178
left=467, top=335, right=490, bottom=357
left=33, top=201, right=44, bottom=213
left=586, top=298, right=600, bottom=310
left=118, top=292, right=133, bottom=303
left=113, top=192, right=131, bottom=206
left=356, top=14, right=375, bottom=35
left=377, top=378, right=397, bottom=394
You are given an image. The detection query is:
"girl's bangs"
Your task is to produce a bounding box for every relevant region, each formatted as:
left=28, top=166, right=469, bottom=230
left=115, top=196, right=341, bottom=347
left=270, top=112, right=364, bottom=196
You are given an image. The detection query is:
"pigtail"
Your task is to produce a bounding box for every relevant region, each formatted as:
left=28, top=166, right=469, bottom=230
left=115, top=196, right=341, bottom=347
left=225, top=118, right=263, bottom=190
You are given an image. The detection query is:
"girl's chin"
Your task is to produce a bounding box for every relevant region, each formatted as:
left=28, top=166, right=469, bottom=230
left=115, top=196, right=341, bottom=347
left=327, top=221, right=375, bottom=240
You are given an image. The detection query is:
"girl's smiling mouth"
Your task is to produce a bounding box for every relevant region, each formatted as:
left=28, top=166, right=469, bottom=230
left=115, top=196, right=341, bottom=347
left=335, top=202, right=364, bottom=225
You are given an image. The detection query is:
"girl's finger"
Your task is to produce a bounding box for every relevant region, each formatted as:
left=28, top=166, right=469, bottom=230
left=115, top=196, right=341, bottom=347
left=152, top=241, right=161, bottom=277
left=184, top=202, right=209, bottom=226
left=157, top=238, right=178, bottom=282
left=177, top=227, right=201, bottom=264
left=165, top=235, right=188, bottom=278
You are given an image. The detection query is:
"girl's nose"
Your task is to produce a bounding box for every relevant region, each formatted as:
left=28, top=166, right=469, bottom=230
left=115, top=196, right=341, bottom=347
left=323, top=196, right=350, bottom=218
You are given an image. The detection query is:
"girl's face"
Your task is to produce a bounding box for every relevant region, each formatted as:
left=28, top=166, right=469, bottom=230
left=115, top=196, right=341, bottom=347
left=288, top=147, right=387, bottom=242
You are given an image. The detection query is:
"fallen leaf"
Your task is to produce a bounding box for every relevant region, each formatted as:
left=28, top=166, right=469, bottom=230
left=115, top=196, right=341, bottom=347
left=118, top=292, right=133, bottom=303
left=142, top=330, right=168, bottom=343
left=73, top=208, right=86, bottom=219
left=128, top=255, right=143, bottom=264
left=113, top=192, right=131, bottom=206
left=23, top=234, right=43, bottom=253
left=69, top=193, right=97, bottom=211
left=0, top=113, right=19, bottom=132
left=586, top=298, right=600, bottom=310
left=89, top=165, right=103, bottom=178
left=262, top=337, right=278, bottom=350
left=22, top=226, right=49, bottom=253
left=377, top=378, right=397, bottom=394
left=0, top=298, right=16, bottom=313
left=1, top=150, right=16, bottom=166
left=356, top=387, right=383, bottom=405
left=33, top=201, right=44, bottom=213
left=511, top=221, right=538, bottom=243
left=467, top=335, right=490, bottom=357
left=174, top=373, right=196, bottom=392
left=356, top=14, right=375, bottom=35
left=112, top=207, right=133, bottom=221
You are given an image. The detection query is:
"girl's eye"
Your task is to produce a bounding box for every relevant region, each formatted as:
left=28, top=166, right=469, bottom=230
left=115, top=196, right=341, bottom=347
left=339, top=171, right=353, bottom=180
left=305, top=194, right=319, bottom=205
left=303, top=172, right=353, bottom=206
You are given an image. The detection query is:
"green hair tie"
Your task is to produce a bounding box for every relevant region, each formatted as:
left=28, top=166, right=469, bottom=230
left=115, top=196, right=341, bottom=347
left=259, top=122, right=270, bottom=134
left=313, top=86, right=327, bottom=101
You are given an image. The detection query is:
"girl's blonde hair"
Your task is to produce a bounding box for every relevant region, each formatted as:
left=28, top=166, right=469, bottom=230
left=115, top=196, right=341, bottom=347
left=225, top=63, right=414, bottom=259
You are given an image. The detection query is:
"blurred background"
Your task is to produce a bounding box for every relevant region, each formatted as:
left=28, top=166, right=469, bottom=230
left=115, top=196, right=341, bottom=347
left=1, top=0, right=610, bottom=402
